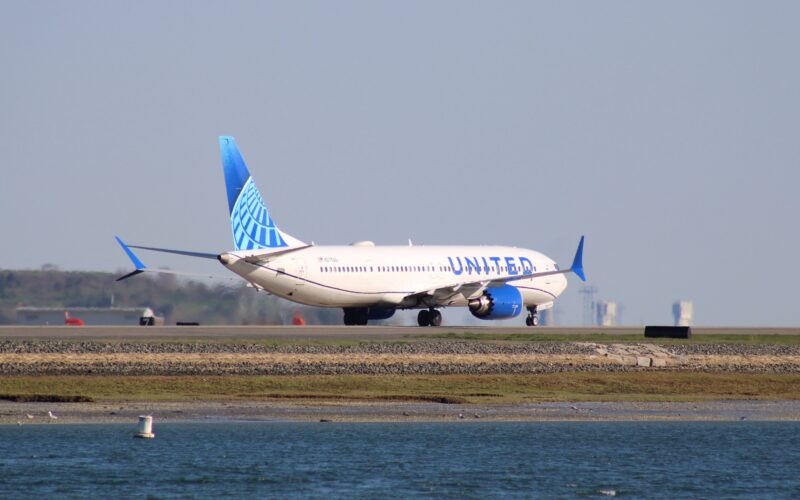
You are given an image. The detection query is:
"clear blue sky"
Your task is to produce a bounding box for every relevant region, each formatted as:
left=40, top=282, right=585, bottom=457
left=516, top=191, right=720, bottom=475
left=1, top=1, right=798, bottom=326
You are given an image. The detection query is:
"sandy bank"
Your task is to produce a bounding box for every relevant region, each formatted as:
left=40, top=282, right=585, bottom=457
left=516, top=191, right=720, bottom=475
left=3, top=399, right=800, bottom=425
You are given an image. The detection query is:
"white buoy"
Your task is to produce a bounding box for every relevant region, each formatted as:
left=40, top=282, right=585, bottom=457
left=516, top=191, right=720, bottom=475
left=134, top=415, right=155, bottom=439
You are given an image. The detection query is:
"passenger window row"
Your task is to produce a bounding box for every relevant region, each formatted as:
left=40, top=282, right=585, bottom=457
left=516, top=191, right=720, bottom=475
left=319, top=265, right=456, bottom=273
left=316, top=265, right=531, bottom=274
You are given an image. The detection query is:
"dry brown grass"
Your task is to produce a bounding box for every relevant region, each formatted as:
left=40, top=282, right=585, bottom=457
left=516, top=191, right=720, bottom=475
left=1, top=372, right=799, bottom=403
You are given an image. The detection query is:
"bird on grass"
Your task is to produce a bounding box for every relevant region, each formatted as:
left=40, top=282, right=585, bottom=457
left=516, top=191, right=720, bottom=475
left=47, top=411, right=58, bottom=420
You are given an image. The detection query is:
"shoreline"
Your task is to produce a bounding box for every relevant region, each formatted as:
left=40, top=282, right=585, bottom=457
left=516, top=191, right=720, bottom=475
left=4, top=399, right=800, bottom=425
left=3, top=338, right=800, bottom=425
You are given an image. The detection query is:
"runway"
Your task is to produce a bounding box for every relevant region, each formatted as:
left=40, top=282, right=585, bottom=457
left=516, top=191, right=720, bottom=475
left=0, top=325, right=798, bottom=341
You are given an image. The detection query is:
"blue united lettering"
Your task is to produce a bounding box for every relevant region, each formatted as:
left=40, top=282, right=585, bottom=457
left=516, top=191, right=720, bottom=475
left=448, top=256, right=464, bottom=276
left=446, top=256, right=536, bottom=276
left=464, top=257, right=480, bottom=275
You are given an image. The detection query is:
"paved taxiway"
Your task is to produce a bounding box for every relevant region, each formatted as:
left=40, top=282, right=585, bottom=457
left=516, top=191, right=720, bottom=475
left=0, top=325, right=798, bottom=341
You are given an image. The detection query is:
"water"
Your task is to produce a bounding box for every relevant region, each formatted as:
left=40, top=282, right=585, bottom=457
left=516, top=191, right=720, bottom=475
left=1, top=421, right=799, bottom=498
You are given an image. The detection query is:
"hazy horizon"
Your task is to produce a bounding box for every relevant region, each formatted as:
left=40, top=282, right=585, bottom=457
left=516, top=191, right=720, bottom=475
left=2, top=2, right=798, bottom=326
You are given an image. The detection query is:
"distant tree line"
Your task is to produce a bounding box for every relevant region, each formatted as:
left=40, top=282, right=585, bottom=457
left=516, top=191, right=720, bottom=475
left=0, top=269, right=342, bottom=325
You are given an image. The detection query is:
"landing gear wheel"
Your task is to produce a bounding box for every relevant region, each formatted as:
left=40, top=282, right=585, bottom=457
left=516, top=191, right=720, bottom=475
left=344, top=308, right=369, bottom=326
left=525, top=307, right=539, bottom=327
left=417, top=309, right=431, bottom=327
left=429, top=309, right=442, bottom=327
left=524, top=314, right=540, bottom=326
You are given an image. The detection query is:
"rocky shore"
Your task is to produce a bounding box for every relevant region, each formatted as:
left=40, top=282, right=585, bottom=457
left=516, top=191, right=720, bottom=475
left=1, top=340, right=799, bottom=376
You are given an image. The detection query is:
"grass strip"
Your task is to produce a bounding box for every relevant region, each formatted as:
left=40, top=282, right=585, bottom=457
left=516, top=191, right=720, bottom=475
left=1, top=373, right=799, bottom=403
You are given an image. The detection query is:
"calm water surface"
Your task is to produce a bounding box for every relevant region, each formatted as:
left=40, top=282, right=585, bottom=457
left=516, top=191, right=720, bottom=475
left=1, top=421, right=799, bottom=498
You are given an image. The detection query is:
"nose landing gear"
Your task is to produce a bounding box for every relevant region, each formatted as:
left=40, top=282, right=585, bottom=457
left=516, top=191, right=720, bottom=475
left=417, top=309, right=442, bottom=327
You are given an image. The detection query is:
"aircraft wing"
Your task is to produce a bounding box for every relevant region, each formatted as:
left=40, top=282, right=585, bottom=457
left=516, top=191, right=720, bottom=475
left=412, top=281, right=487, bottom=305
left=406, top=236, right=585, bottom=305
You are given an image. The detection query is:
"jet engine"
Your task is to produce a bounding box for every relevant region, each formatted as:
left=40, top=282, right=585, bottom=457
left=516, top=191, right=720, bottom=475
left=468, top=285, right=524, bottom=320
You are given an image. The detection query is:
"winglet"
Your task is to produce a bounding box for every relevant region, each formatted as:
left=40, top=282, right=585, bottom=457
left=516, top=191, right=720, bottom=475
left=115, top=236, right=147, bottom=281
left=570, top=236, right=586, bottom=282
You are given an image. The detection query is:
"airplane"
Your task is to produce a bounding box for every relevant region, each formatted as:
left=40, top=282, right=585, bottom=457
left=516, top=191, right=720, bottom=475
left=115, top=136, right=585, bottom=327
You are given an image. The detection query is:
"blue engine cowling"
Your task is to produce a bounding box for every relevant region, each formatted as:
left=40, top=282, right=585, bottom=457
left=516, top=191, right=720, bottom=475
left=468, top=285, right=524, bottom=320
left=368, top=308, right=396, bottom=320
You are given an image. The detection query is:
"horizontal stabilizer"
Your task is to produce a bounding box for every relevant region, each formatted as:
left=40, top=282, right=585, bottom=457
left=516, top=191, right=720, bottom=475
left=127, top=244, right=219, bottom=260
left=115, top=236, right=234, bottom=282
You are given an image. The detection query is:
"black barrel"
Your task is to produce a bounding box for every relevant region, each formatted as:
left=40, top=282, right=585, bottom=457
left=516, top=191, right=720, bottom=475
left=644, top=326, right=691, bottom=339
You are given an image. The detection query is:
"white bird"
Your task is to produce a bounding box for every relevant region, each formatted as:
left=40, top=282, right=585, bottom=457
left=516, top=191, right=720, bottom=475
left=26, top=414, right=34, bottom=419
left=570, top=405, right=579, bottom=411
left=47, top=411, right=58, bottom=420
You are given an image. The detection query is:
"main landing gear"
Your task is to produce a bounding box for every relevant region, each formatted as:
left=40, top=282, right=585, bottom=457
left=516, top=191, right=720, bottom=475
left=417, top=309, right=442, bottom=327
left=343, top=307, right=369, bottom=326
left=525, top=306, right=539, bottom=327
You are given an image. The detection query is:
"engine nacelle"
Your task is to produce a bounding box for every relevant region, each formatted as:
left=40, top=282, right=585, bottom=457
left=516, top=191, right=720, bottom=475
left=468, top=285, right=524, bottom=320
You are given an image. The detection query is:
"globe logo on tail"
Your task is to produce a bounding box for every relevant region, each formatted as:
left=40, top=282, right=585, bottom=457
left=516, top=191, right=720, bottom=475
left=231, top=177, right=287, bottom=250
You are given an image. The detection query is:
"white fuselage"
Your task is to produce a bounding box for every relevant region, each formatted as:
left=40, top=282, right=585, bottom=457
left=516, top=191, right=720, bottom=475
left=115, top=136, right=583, bottom=327
left=219, top=244, right=568, bottom=310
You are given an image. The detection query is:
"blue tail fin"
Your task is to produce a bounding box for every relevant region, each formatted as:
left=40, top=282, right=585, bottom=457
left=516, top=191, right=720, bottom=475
left=219, top=136, right=303, bottom=250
